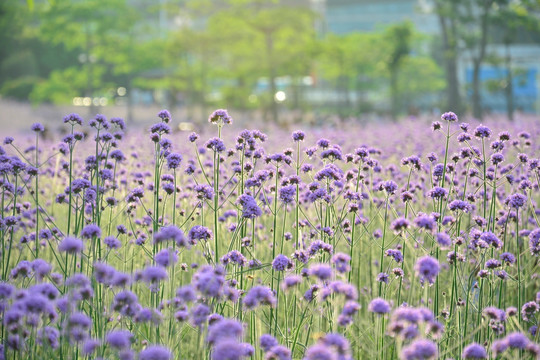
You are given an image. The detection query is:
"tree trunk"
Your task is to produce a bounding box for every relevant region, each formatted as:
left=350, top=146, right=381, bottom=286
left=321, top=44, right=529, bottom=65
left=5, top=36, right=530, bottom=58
left=472, top=59, right=482, bottom=119
left=437, top=11, right=462, bottom=113
left=504, top=43, right=514, bottom=121
left=471, top=0, right=493, bottom=120
left=265, top=32, right=278, bottom=124
left=126, top=78, right=133, bottom=124
left=390, top=68, right=398, bottom=121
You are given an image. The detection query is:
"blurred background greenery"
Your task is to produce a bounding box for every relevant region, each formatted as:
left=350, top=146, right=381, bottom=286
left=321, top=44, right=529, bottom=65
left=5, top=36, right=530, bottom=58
left=1, top=0, right=539, bottom=126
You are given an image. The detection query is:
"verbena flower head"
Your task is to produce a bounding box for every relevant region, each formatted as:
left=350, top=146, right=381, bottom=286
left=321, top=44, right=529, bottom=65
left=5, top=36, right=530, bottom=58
left=292, top=130, right=305, bottom=142
left=474, top=124, right=491, bottom=139
left=237, top=194, right=262, bottom=219
left=193, top=266, right=225, bottom=298
left=309, top=264, right=333, bottom=281
left=279, top=185, right=296, bottom=204
left=157, top=110, right=171, bottom=123
left=441, top=111, right=458, bottom=122
left=331, top=253, right=351, bottom=273
left=414, top=256, right=440, bottom=285
left=166, top=153, right=182, bottom=169
left=63, top=113, right=84, bottom=125
left=31, top=123, right=45, bottom=132
left=209, top=109, right=232, bottom=125
left=106, top=329, right=132, bottom=349
left=139, top=345, right=172, bottom=360
left=400, top=339, right=438, bottom=360
left=243, top=286, right=276, bottom=309
left=272, top=254, right=293, bottom=271
left=58, top=236, right=84, bottom=254
left=154, top=225, right=187, bottom=247
left=368, top=298, right=391, bottom=314
left=505, top=193, right=527, bottom=209
left=81, top=224, right=101, bottom=239
left=207, top=318, right=244, bottom=345
left=529, top=228, right=540, bottom=256
left=150, top=122, right=171, bottom=135
left=188, top=225, right=213, bottom=244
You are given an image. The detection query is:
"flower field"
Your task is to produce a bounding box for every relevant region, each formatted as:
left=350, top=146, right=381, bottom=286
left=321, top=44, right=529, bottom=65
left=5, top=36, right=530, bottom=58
left=0, top=110, right=539, bottom=359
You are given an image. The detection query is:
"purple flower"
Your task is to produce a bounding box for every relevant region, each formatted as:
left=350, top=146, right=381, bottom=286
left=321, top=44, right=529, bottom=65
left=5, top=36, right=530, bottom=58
left=141, top=266, right=168, bottom=283
left=480, top=231, right=503, bottom=249
left=265, top=345, right=291, bottom=359
left=63, top=113, right=84, bottom=125
left=500, top=252, right=515, bottom=265
left=157, top=110, right=171, bottom=123
left=82, top=339, right=100, bottom=355
left=189, top=132, right=199, bottom=142
left=435, top=233, right=451, bottom=248
left=505, top=193, right=527, bottom=209
left=243, top=286, right=276, bottom=309
left=505, top=332, right=529, bottom=349
left=139, top=345, right=172, bottom=360
left=315, top=164, right=343, bottom=181
left=448, top=200, right=471, bottom=213
left=309, top=264, right=333, bottom=281
left=474, top=124, right=491, bottom=139
left=205, top=137, right=226, bottom=153
left=400, top=339, right=438, bottom=360
left=279, top=185, right=296, bottom=204
left=529, top=228, right=540, bottom=256
left=414, top=256, right=440, bottom=285
left=377, top=272, right=389, bottom=284
left=193, top=266, right=225, bottom=298
left=368, top=298, right=391, bottom=314
left=380, top=180, right=398, bottom=195
left=154, top=226, right=187, bottom=247
left=207, top=318, right=244, bottom=345
left=104, top=236, right=121, bottom=249
left=281, top=275, right=302, bottom=290
left=237, top=194, right=262, bottom=219
left=391, top=217, right=410, bottom=233
left=414, top=214, right=436, bottom=232
left=58, top=236, right=84, bottom=254
left=521, top=301, right=539, bottom=321
left=188, top=225, right=213, bottom=243
left=155, top=249, right=178, bottom=268
left=304, top=344, right=336, bottom=360
left=166, top=153, right=182, bottom=169
left=208, top=109, right=232, bottom=125
left=441, top=111, right=458, bottom=122
left=150, top=122, right=170, bottom=135
left=331, top=253, right=351, bottom=273
left=221, top=250, right=247, bottom=267
left=272, top=254, right=293, bottom=271
left=292, top=130, right=305, bottom=142
left=211, top=340, right=251, bottom=360
left=81, top=224, right=101, bottom=239
left=31, top=123, right=45, bottom=132
left=260, top=334, right=279, bottom=351
left=106, top=330, right=132, bottom=349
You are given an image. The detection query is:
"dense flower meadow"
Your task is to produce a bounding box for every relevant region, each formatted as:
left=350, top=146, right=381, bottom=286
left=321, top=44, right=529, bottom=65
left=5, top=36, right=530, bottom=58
left=0, top=109, right=539, bottom=360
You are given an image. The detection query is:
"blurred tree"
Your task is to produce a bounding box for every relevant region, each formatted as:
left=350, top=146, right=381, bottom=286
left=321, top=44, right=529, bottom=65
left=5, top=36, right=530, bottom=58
left=382, top=22, right=413, bottom=121
left=434, top=0, right=463, bottom=114
left=0, top=2, right=78, bottom=101
left=489, top=0, right=540, bottom=121
left=464, top=0, right=496, bottom=120
left=169, top=0, right=316, bottom=123
left=216, top=0, right=316, bottom=123
left=33, top=0, right=164, bottom=119
left=317, top=33, right=382, bottom=118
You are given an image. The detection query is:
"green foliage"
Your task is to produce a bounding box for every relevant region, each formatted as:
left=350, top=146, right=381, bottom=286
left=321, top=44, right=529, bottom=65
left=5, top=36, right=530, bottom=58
left=5, top=0, right=539, bottom=117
